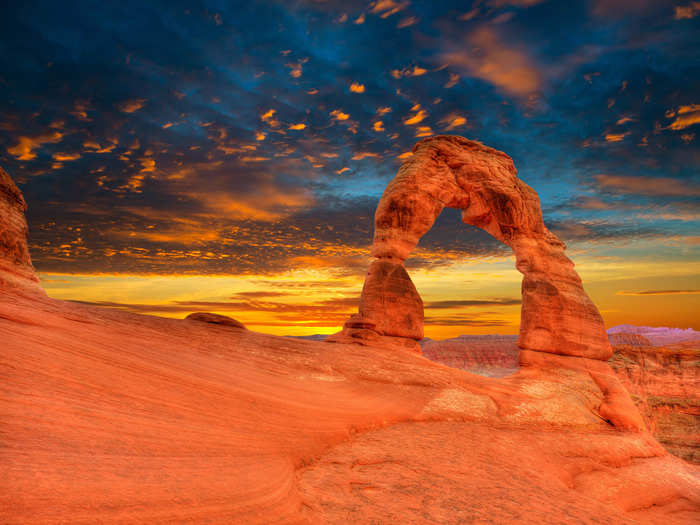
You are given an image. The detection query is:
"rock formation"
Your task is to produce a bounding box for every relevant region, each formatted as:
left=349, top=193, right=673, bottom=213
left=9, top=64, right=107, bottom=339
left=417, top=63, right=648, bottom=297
left=0, top=166, right=42, bottom=292
left=610, top=340, right=699, bottom=463
left=186, top=312, right=246, bottom=329
left=329, top=136, right=612, bottom=360
left=1, top=163, right=699, bottom=523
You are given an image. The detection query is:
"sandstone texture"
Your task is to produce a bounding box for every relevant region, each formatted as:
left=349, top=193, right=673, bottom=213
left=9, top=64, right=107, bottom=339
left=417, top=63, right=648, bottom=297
left=422, top=331, right=699, bottom=464
left=332, top=136, right=612, bottom=361
left=0, top=167, right=41, bottom=292
left=609, top=341, right=700, bottom=464
left=186, top=311, right=246, bottom=329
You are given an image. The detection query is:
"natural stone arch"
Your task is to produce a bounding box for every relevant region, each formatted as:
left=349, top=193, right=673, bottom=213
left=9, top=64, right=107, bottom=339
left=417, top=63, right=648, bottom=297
left=329, top=136, right=612, bottom=361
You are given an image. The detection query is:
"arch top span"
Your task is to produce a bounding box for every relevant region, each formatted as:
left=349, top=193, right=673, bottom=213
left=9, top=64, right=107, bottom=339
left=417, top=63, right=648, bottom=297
left=328, top=135, right=612, bottom=360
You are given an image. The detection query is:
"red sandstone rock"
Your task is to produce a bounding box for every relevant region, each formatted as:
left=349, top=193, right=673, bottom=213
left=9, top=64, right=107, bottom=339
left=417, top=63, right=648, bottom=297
left=0, top=166, right=42, bottom=293
left=186, top=311, right=246, bottom=329
left=609, top=341, right=700, bottom=463
left=334, top=136, right=612, bottom=360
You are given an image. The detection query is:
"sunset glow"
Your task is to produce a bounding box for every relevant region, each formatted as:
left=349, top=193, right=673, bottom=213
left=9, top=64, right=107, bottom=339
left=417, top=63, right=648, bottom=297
left=2, top=1, right=698, bottom=337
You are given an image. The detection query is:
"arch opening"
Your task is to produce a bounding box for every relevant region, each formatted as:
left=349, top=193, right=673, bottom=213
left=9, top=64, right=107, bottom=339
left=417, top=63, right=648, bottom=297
left=328, top=136, right=612, bottom=362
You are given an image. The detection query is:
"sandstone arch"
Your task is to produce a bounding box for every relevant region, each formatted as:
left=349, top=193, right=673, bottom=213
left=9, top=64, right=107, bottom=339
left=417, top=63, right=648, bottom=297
left=330, top=136, right=612, bottom=360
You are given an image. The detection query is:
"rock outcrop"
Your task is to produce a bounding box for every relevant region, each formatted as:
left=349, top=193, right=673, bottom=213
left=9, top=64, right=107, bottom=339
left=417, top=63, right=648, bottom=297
left=609, top=341, right=700, bottom=463
left=330, top=136, right=612, bottom=360
left=186, top=312, right=246, bottom=329
left=0, top=166, right=41, bottom=292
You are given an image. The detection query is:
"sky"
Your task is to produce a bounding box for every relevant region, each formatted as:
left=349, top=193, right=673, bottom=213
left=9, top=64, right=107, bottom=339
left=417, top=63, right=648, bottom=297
left=1, top=0, right=698, bottom=338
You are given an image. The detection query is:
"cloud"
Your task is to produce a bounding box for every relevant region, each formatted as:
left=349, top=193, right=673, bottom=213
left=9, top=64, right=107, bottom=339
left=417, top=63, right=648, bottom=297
left=330, top=109, right=350, bottom=121
left=665, top=104, right=700, bottom=130
left=391, top=65, right=428, bottom=78
left=370, top=0, right=409, bottom=18
left=675, top=3, right=700, bottom=19
left=349, top=82, right=365, bottom=93
left=440, top=26, right=541, bottom=97
left=425, top=298, right=521, bottom=309
left=397, top=16, right=418, bottom=28
left=404, top=108, right=428, bottom=125
left=440, top=114, right=467, bottom=130
left=7, top=131, right=63, bottom=160
left=616, top=289, right=700, bottom=295
left=118, top=99, right=147, bottom=113
left=593, top=174, right=700, bottom=196
left=604, top=132, right=630, bottom=142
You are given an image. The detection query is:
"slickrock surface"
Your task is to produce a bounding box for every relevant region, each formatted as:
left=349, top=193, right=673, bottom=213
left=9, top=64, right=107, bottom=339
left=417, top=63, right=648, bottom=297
left=185, top=311, right=246, bottom=329
left=609, top=324, right=700, bottom=346
left=0, top=167, right=42, bottom=292
left=422, top=331, right=699, bottom=464
left=332, top=136, right=612, bottom=360
left=609, top=341, right=700, bottom=464
left=3, top=288, right=700, bottom=524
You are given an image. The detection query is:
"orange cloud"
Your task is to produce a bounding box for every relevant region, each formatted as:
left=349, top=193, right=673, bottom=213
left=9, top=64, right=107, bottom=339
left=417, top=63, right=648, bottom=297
left=444, top=72, right=459, bottom=88
left=404, top=108, right=428, bottom=125
left=255, top=132, right=266, bottom=141
left=260, top=109, right=281, bottom=128
left=674, top=2, right=700, bottom=19
left=376, top=106, right=392, bottom=116
left=666, top=104, right=700, bottom=130
left=285, top=58, right=308, bottom=78
left=7, top=131, right=63, bottom=160
left=440, top=114, right=467, bottom=130
left=593, top=174, right=700, bottom=196
left=391, top=65, right=428, bottom=78
left=617, top=289, right=700, bottom=296
left=118, top=98, right=147, bottom=113
left=330, top=109, right=350, bottom=121
left=415, top=126, right=433, bottom=137
left=351, top=152, right=379, bottom=160
left=604, top=131, right=630, bottom=142
left=441, top=26, right=541, bottom=98
left=370, top=0, right=409, bottom=18
left=349, top=82, right=365, bottom=93
left=288, top=123, right=306, bottom=130
left=397, top=16, right=418, bottom=28
left=373, top=121, right=385, bottom=132
left=354, top=13, right=365, bottom=24
left=52, top=152, right=81, bottom=162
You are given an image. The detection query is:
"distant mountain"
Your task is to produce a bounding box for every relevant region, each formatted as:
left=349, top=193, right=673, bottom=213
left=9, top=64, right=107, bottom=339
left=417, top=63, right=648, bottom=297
left=607, top=325, right=700, bottom=346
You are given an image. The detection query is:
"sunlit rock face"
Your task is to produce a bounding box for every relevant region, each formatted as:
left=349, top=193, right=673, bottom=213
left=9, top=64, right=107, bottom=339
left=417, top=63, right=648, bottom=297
left=331, top=136, right=611, bottom=360
left=610, top=341, right=700, bottom=464
left=0, top=166, right=41, bottom=292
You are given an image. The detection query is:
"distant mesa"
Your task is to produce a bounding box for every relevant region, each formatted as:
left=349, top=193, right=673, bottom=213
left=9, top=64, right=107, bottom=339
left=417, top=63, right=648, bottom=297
left=608, top=332, right=652, bottom=347
left=328, top=135, right=612, bottom=361
left=185, top=312, right=246, bottom=329
left=0, top=166, right=42, bottom=293
left=608, top=324, right=700, bottom=346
